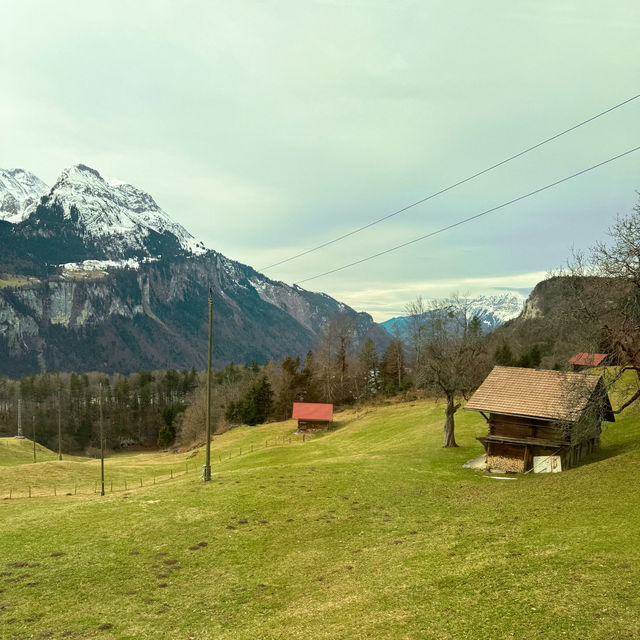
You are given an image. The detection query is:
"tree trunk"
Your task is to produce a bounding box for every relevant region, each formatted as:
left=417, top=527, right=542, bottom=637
left=443, top=393, right=460, bottom=448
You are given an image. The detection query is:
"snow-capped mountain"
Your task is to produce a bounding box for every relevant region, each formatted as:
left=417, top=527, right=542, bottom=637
left=0, top=163, right=390, bottom=376
left=0, top=168, right=48, bottom=221
left=34, top=164, right=207, bottom=260
left=382, top=292, right=527, bottom=338
left=463, top=292, right=528, bottom=328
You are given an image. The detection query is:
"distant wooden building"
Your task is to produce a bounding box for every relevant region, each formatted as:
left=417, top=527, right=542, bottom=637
left=292, top=402, right=333, bottom=432
left=568, top=352, right=608, bottom=371
left=465, top=366, right=614, bottom=472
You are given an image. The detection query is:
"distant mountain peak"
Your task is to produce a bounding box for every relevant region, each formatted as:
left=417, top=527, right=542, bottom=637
left=0, top=168, right=48, bottom=221
left=381, top=291, right=527, bottom=338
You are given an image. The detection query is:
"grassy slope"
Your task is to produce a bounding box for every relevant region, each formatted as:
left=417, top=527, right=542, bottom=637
left=0, top=399, right=638, bottom=639
left=0, top=438, right=62, bottom=467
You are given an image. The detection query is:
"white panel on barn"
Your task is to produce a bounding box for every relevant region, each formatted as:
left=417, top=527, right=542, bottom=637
left=533, top=456, right=562, bottom=473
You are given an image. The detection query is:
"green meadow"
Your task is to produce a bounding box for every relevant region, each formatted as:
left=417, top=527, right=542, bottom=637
left=0, top=398, right=639, bottom=639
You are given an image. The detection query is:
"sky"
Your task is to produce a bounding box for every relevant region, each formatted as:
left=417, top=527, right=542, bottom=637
left=1, top=0, right=639, bottom=321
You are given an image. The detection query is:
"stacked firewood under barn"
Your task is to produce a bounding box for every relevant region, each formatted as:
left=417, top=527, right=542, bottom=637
left=487, top=455, right=525, bottom=473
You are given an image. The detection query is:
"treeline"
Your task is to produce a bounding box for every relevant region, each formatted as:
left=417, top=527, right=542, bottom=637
left=0, top=369, right=198, bottom=453
left=0, top=311, right=550, bottom=454
left=0, top=326, right=409, bottom=453
left=178, top=331, right=409, bottom=446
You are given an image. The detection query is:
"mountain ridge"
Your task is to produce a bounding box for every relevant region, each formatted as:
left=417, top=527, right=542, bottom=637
left=0, top=164, right=390, bottom=376
left=381, top=292, right=527, bottom=339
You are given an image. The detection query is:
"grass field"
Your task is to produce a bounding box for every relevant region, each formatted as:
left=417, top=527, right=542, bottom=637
left=1, top=398, right=639, bottom=639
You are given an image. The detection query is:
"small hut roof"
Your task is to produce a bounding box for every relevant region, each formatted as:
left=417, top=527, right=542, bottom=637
left=568, top=352, right=607, bottom=366
left=292, top=402, right=333, bottom=421
left=464, top=366, right=612, bottom=422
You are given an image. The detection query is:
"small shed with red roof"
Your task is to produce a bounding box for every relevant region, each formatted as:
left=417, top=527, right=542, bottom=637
left=292, top=402, right=333, bottom=432
left=569, top=352, right=608, bottom=371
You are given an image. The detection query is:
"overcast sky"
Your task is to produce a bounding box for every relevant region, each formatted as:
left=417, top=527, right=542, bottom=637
left=1, top=1, right=639, bottom=320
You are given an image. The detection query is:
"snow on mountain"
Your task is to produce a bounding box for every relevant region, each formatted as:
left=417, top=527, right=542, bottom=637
left=0, top=168, right=48, bottom=221
left=1, top=164, right=208, bottom=261
left=382, top=292, right=527, bottom=338
left=464, top=292, right=528, bottom=328
left=39, top=164, right=208, bottom=257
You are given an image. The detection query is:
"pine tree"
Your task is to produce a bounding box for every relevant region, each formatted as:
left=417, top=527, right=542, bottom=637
left=358, top=338, right=379, bottom=398
left=494, top=340, right=514, bottom=366
left=381, top=338, right=406, bottom=393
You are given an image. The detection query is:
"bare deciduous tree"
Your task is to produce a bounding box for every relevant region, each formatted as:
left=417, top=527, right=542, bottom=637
left=555, top=195, right=640, bottom=413
left=405, top=296, right=427, bottom=370
left=414, top=294, right=490, bottom=447
left=315, top=313, right=356, bottom=403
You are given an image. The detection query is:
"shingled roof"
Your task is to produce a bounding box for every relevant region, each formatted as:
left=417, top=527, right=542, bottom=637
left=464, top=366, right=611, bottom=422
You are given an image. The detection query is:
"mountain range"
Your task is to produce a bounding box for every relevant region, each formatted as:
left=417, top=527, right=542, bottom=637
left=381, top=292, right=527, bottom=339
left=0, top=164, right=390, bottom=376
left=0, top=164, right=530, bottom=377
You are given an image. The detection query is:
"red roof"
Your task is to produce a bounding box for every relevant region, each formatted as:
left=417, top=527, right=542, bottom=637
left=292, top=402, right=333, bottom=421
left=568, top=352, right=607, bottom=366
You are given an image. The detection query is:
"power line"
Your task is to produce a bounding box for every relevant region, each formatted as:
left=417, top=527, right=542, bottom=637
left=295, top=145, right=640, bottom=285
left=261, top=92, right=640, bottom=272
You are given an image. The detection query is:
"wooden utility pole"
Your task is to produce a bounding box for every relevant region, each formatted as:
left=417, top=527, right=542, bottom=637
left=99, top=382, right=105, bottom=496
left=57, top=388, right=62, bottom=461
left=32, top=415, right=36, bottom=463
left=16, top=398, right=24, bottom=438
left=203, top=288, right=213, bottom=482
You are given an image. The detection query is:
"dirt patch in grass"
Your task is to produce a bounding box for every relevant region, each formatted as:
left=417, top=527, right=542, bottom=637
left=97, top=623, right=113, bottom=631
left=50, top=552, right=65, bottom=558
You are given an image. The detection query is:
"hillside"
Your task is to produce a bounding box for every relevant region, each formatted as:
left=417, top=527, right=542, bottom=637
left=490, top=275, right=631, bottom=368
left=0, top=437, right=65, bottom=467
left=1, top=398, right=638, bottom=638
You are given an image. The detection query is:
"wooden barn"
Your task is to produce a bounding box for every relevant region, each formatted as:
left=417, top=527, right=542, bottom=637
left=465, top=366, right=614, bottom=473
left=568, top=352, right=608, bottom=371
left=292, top=402, right=333, bottom=432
